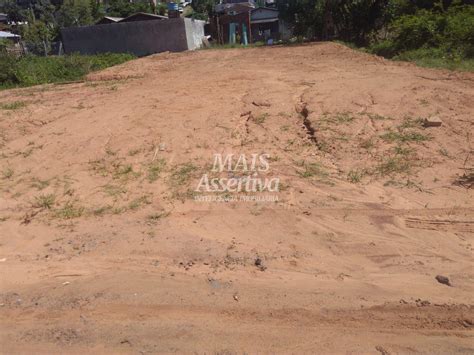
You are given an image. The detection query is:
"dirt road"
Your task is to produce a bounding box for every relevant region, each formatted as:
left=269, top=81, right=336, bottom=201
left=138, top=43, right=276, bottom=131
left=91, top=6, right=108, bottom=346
left=1, top=43, right=473, bottom=353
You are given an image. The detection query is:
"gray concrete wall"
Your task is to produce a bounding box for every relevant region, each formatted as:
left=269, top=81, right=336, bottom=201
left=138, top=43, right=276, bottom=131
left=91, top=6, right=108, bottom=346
left=184, top=18, right=205, bottom=50
left=61, top=18, right=189, bottom=56
left=279, top=20, right=293, bottom=41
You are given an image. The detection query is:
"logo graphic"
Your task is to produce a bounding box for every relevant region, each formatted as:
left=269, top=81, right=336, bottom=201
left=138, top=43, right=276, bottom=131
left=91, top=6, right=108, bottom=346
left=194, top=154, right=279, bottom=202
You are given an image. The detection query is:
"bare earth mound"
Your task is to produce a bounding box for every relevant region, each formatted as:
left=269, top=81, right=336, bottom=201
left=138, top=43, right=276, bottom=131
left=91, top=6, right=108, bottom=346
left=0, top=43, right=473, bottom=353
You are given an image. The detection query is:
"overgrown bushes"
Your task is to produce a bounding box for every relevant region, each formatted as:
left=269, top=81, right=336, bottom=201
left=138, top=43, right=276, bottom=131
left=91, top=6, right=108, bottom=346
left=393, top=47, right=474, bottom=71
left=364, top=5, right=474, bottom=70
left=0, top=52, right=135, bottom=89
left=370, top=6, right=474, bottom=60
left=277, top=0, right=473, bottom=71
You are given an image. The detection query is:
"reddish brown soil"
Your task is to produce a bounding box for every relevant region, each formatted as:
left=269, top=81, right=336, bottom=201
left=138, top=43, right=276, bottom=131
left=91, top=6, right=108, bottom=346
left=0, top=43, right=473, bottom=353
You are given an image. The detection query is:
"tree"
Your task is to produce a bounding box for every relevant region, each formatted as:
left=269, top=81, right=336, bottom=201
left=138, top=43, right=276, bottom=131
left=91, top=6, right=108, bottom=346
left=21, top=8, right=55, bottom=55
left=277, top=0, right=389, bottom=44
left=90, top=0, right=104, bottom=20
left=191, top=0, right=217, bottom=20
left=156, top=2, right=167, bottom=16
left=106, top=0, right=152, bottom=17
left=56, top=0, right=94, bottom=27
left=0, top=0, right=27, bottom=23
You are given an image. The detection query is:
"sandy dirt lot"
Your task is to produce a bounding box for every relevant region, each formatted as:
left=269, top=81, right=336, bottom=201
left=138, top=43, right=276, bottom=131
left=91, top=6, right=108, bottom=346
left=0, top=43, right=473, bottom=353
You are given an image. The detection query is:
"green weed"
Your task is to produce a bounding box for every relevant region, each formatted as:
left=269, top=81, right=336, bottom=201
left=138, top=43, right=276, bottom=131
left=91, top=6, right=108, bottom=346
left=170, top=163, right=197, bottom=186
left=55, top=201, right=84, bottom=219
left=148, top=159, right=166, bottom=182
left=377, top=156, right=411, bottom=176
left=381, top=130, right=430, bottom=143
left=298, top=162, right=329, bottom=179
left=253, top=113, right=268, bottom=125
left=102, top=184, right=127, bottom=198
left=0, top=101, right=27, bottom=110
left=360, top=138, right=374, bottom=149
left=1, top=53, right=136, bottom=89
left=30, top=177, right=50, bottom=190
left=347, top=169, right=364, bottom=183
left=33, top=194, right=55, bottom=209
left=128, top=195, right=151, bottom=210
left=2, top=167, right=13, bottom=179
left=147, top=211, right=169, bottom=221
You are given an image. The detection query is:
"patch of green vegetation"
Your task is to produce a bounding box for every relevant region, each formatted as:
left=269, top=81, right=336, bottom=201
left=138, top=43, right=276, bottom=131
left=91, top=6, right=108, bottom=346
left=399, top=117, right=424, bottom=129
left=115, top=164, right=133, bottom=176
left=105, top=147, right=117, bottom=156
left=377, top=156, right=412, bottom=176
left=102, top=184, right=127, bottom=198
left=366, top=113, right=392, bottom=120
left=2, top=167, right=14, bottom=179
left=334, top=112, right=354, bottom=123
left=0, top=101, right=27, bottom=110
left=85, top=82, right=100, bottom=88
left=347, top=169, right=364, bottom=183
left=360, top=138, right=374, bottom=150
left=30, top=177, right=50, bottom=190
left=148, top=159, right=166, bottom=183
left=0, top=53, right=136, bottom=90
left=128, top=148, right=141, bottom=156
left=393, top=145, right=413, bottom=156
left=112, top=163, right=141, bottom=181
left=253, top=113, right=268, bottom=125
left=285, top=138, right=296, bottom=148
left=54, top=201, right=84, bottom=219
left=384, top=178, right=425, bottom=191
left=89, top=159, right=110, bottom=177
left=170, top=163, right=197, bottom=186
left=171, top=188, right=197, bottom=201
left=317, top=140, right=331, bottom=153
left=128, top=195, right=151, bottom=210
left=321, top=111, right=355, bottom=124
left=92, top=205, right=112, bottom=216
left=365, top=6, right=474, bottom=72
left=335, top=134, right=349, bottom=142
left=334, top=6, right=473, bottom=73
left=33, top=193, right=55, bottom=209
left=381, top=130, right=431, bottom=143
left=112, top=206, right=127, bottom=214
left=147, top=211, right=169, bottom=221
left=393, top=48, right=474, bottom=72
left=297, top=162, right=330, bottom=181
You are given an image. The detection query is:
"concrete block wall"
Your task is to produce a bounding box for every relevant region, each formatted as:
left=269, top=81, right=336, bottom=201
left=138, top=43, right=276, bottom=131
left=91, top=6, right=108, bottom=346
left=61, top=18, right=205, bottom=56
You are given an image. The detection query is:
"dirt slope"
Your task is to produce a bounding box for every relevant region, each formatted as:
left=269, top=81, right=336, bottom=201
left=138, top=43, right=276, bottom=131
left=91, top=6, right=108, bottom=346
left=0, top=43, right=473, bottom=353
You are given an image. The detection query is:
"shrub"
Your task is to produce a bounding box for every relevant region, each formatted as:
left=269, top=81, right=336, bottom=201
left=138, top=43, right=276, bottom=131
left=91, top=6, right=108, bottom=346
left=391, top=10, right=444, bottom=52
left=444, top=6, right=474, bottom=57
left=394, top=47, right=474, bottom=71
left=0, top=53, right=20, bottom=86
left=33, top=194, right=56, bottom=209
left=369, top=39, right=398, bottom=58
left=369, top=5, right=474, bottom=65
